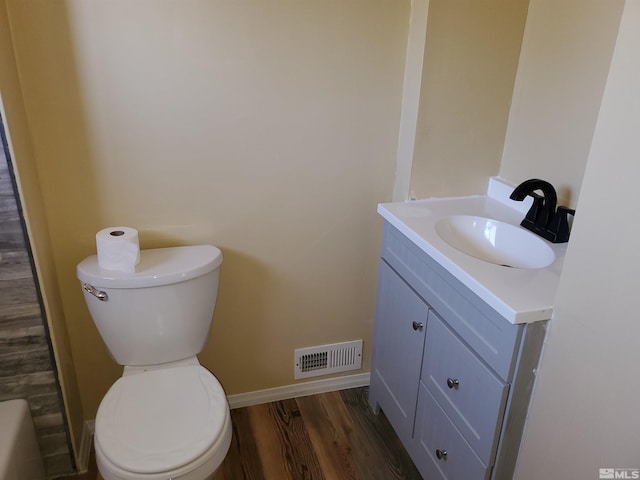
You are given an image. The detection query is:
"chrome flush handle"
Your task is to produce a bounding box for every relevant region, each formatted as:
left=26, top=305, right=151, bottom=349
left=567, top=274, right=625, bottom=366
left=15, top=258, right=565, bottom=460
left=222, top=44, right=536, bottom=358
left=82, top=283, right=108, bottom=301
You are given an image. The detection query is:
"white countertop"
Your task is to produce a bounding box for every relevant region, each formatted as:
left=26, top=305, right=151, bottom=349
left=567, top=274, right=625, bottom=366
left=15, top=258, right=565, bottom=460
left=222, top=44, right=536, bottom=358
left=378, top=178, right=567, bottom=324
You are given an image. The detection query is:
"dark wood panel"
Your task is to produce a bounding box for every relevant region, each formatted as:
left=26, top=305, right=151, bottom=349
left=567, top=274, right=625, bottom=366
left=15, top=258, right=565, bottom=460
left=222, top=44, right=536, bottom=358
left=216, top=405, right=265, bottom=480
left=251, top=398, right=324, bottom=480
left=297, top=391, right=356, bottom=480
left=340, top=388, right=422, bottom=480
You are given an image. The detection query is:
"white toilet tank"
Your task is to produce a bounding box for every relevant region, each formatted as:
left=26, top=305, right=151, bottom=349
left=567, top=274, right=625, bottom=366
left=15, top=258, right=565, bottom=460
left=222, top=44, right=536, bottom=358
left=77, top=245, right=223, bottom=366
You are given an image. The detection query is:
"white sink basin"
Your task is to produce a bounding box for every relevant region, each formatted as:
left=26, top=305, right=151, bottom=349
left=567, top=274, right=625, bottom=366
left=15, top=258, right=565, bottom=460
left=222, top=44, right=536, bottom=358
left=435, top=215, right=555, bottom=269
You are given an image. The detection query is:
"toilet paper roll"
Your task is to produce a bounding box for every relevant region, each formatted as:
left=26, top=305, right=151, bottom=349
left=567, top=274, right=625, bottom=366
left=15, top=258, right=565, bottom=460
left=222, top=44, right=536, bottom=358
left=96, top=227, right=140, bottom=273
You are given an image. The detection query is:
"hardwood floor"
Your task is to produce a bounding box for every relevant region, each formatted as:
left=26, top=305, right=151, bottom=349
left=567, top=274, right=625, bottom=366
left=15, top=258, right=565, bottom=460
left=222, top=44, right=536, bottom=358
left=64, top=387, right=421, bottom=480
left=216, top=387, right=420, bottom=480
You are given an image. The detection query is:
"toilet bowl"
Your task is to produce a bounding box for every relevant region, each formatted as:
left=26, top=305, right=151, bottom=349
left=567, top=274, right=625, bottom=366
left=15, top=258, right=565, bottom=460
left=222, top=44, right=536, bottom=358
left=94, top=361, right=232, bottom=480
left=77, top=245, right=230, bottom=480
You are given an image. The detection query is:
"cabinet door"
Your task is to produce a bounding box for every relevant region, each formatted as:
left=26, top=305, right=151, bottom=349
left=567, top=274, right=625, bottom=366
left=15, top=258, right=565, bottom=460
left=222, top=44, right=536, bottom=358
left=369, top=259, right=429, bottom=441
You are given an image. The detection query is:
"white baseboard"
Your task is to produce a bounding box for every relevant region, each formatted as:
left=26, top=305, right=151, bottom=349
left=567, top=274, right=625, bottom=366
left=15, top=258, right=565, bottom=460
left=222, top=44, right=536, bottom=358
left=75, top=419, right=95, bottom=473
left=227, top=372, right=371, bottom=409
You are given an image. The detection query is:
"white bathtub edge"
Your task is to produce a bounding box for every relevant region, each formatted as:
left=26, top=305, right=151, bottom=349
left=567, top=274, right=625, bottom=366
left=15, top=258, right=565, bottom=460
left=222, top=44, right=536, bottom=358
left=0, top=399, right=45, bottom=480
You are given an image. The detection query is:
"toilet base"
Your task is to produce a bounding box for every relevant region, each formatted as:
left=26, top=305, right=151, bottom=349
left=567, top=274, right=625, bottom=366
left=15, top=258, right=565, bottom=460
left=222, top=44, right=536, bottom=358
left=95, top=406, right=231, bottom=480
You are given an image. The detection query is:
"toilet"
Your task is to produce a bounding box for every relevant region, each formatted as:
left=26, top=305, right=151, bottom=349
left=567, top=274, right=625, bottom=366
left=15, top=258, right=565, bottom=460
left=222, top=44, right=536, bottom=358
left=77, top=245, right=231, bottom=480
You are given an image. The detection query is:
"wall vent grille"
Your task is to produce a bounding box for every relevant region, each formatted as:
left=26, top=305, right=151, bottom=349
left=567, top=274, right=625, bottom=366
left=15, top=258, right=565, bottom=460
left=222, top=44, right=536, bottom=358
left=294, top=340, right=363, bottom=379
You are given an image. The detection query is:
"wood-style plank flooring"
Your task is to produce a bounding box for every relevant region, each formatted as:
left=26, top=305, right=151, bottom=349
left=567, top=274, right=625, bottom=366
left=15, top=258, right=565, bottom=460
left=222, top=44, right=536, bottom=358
left=215, top=387, right=420, bottom=480
left=64, top=387, right=421, bottom=480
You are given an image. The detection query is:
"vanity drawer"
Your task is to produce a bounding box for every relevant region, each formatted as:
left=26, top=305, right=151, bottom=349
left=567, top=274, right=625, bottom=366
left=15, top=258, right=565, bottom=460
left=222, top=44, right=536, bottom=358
left=422, top=312, right=509, bottom=464
left=381, top=221, right=522, bottom=381
left=411, top=382, right=490, bottom=480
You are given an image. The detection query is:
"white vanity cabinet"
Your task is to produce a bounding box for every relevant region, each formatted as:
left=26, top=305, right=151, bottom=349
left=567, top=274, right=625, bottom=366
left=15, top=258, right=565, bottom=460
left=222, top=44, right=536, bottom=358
left=369, top=222, right=547, bottom=480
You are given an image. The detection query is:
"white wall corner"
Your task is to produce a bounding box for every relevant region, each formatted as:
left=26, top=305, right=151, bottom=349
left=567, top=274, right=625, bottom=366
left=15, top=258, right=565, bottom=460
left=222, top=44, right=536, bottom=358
left=392, top=0, right=430, bottom=202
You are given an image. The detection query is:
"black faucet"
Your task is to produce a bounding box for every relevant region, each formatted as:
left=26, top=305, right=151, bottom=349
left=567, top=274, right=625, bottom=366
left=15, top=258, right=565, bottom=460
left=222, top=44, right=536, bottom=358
left=509, top=179, right=575, bottom=243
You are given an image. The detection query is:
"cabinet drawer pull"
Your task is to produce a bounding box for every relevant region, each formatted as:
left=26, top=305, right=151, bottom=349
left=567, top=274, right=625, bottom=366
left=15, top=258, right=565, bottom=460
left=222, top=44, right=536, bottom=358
left=412, top=321, right=424, bottom=331
left=446, top=378, right=459, bottom=389
left=435, top=449, right=447, bottom=460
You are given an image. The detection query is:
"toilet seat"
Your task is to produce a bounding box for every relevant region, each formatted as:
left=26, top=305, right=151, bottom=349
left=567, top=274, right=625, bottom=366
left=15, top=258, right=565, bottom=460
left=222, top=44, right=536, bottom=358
left=95, top=365, right=228, bottom=474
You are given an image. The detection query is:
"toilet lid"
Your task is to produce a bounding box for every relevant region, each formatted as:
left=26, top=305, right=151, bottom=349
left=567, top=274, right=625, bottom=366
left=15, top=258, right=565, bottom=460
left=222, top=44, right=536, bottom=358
left=95, top=365, right=227, bottom=474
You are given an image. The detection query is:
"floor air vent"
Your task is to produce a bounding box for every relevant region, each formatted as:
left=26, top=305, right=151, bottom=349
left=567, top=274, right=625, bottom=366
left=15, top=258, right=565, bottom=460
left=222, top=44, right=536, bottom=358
left=294, top=340, right=363, bottom=379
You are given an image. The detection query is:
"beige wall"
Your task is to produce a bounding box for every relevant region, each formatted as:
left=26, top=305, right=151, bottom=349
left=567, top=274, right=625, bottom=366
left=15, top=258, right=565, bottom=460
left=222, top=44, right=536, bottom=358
left=499, top=0, right=624, bottom=207
left=516, top=0, right=640, bottom=474
left=4, top=0, right=410, bottom=419
left=0, top=0, right=85, bottom=460
left=409, top=0, right=529, bottom=199
left=5, top=0, right=633, bottom=471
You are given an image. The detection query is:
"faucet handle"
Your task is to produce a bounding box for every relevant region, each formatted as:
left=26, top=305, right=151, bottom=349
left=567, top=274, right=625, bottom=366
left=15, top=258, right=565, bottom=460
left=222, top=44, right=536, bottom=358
left=548, top=206, right=576, bottom=243
left=524, top=192, right=544, bottom=224
left=558, top=206, right=576, bottom=216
